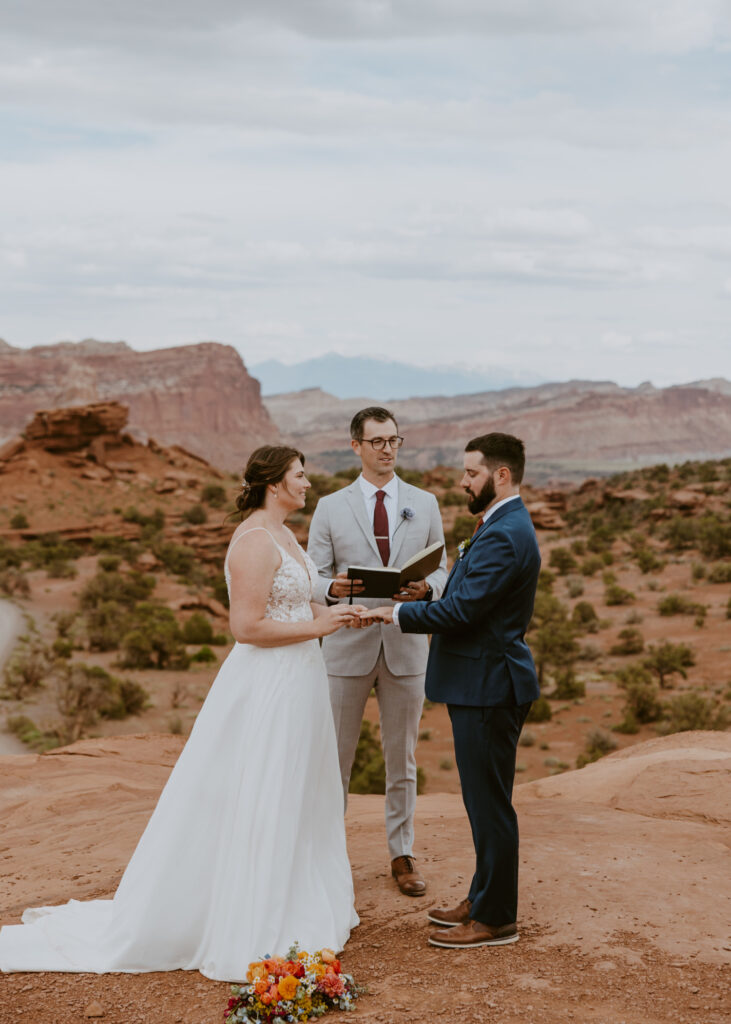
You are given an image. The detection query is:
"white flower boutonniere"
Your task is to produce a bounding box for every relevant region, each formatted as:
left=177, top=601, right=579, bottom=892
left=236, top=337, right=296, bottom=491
left=458, top=536, right=473, bottom=559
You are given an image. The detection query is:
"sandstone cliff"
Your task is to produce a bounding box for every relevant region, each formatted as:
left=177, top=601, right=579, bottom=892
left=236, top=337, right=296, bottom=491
left=0, top=340, right=278, bottom=471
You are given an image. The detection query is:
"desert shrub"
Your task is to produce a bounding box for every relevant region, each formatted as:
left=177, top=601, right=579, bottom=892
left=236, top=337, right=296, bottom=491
left=168, top=714, right=184, bottom=735
left=600, top=550, right=614, bottom=565
left=602, top=570, right=617, bottom=585
left=123, top=505, right=165, bottom=530
left=349, top=720, right=386, bottom=795
left=643, top=642, right=694, bottom=689
left=576, top=728, right=618, bottom=768
left=182, top=503, right=207, bottom=525
left=658, top=693, right=729, bottom=735
left=578, top=642, right=602, bottom=661
left=191, top=645, right=217, bottom=663
left=210, top=573, right=230, bottom=609
left=152, top=540, right=197, bottom=578
left=663, top=516, right=696, bottom=551
left=80, top=570, right=155, bottom=611
left=549, top=547, right=577, bottom=575
left=526, top=695, right=552, bottom=723
left=691, top=562, right=706, bottom=581
left=537, top=570, right=556, bottom=593
left=398, top=468, right=425, bottom=486
left=182, top=612, right=214, bottom=645
left=23, top=534, right=82, bottom=572
left=570, top=539, right=586, bottom=556
left=727, top=596, right=731, bottom=620
left=518, top=729, right=536, bottom=747
left=696, top=514, right=731, bottom=559
left=86, top=600, right=129, bottom=652
left=10, top=511, right=29, bottom=529
left=634, top=548, right=664, bottom=574
left=604, top=583, right=635, bottom=606
left=439, top=490, right=466, bottom=507
left=451, top=515, right=476, bottom=547
left=334, top=466, right=360, bottom=482
left=54, top=663, right=114, bottom=743
left=707, top=562, right=731, bottom=584
left=91, top=534, right=138, bottom=560
left=0, top=567, right=30, bottom=597
left=648, top=463, right=670, bottom=482
left=566, top=577, right=584, bottom=598
left=572, top=601, right=599, bottom=633
left=610, top=627, right=644, bottom=656
left=98, top=555, right=122, bottom=573
left=46, top=558, right=77, bottom=579
left=0, top=539, right=23, bottom=570
left=697, top=462, right=718, bottom=483
left=52, top=637, right=74, bottom=659
left=201, top=483, right=227, bottom=508
left=552, top=669, right=585, bottom=700
left=6, top=714, right=60, bottom=752
left=580, top=555, right=604, bottom=577
left=120, top=603, right=189, bottom=670
left=615, top=663, right=662, bottom=729
left=657, top=593, right=702, bottom=616
left=528, top=592, right=579, bottom=687
left=2, top=634, right=53, bottom=699
left=99, top=674, right=151, bottom=719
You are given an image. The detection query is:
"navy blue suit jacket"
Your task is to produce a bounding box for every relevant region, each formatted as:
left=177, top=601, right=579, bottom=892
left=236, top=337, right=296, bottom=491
left=397, top=497, right=541, bottom=707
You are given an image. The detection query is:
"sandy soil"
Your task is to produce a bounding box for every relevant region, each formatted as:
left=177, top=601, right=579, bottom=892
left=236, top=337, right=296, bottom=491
left=0, top=732, right=728, bottom=1024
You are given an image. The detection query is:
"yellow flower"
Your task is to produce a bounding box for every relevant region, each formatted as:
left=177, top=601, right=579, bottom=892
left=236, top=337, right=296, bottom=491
left=310, top=964, right=326, bottom=980
left=278, top=975, right=299, bottom=1001
left=246, top=961, right=266, bottom=982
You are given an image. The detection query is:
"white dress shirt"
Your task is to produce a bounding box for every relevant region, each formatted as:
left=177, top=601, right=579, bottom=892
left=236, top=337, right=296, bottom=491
left=392, top=492, right=521, bottom=627
left=358, top=472, right=399, bottom=542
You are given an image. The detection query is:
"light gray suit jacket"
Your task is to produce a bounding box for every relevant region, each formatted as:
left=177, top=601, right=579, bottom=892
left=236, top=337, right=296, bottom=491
left=307, top=477, right=448, bottom=677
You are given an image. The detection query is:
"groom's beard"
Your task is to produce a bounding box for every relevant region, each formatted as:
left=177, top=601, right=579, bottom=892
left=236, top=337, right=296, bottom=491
left=466, top=474, right=496, bottom=515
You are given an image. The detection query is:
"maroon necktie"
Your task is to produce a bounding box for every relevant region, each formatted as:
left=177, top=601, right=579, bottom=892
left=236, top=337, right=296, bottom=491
left=374, top=490, right=390, bottom=566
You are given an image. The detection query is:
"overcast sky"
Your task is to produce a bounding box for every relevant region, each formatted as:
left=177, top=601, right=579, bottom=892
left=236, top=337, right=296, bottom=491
left=2, top=1, right=731, bottom=386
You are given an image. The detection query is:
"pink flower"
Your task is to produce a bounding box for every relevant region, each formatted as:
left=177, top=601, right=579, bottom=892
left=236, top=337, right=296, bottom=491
left=318, top=973, right=346, bottom=998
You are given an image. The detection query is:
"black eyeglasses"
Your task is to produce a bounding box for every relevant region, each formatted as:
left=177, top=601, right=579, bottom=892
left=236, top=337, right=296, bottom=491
left=359, top=436, right=404, bottom=451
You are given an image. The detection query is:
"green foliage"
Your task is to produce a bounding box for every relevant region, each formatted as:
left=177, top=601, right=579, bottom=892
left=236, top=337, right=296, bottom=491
left=697, top=461, right=718, bottom=483
left=526, top=695, right=552, bottom=723
left=210, top=573, right=230, bottom=609
left=537, top=569, right=556, bottom=593
left=663, top=516, right=696, bottom=551
left=610, top=627, right=644, bottom=656
left=615, top=663, right=663, bottom=726
left=691, top=562, right=706, bottom=580
left=122, top=505, right=165, bottom=531
left=152, top=539, right=197, bottom=578
left=657, top=692, right=729, bottom=735
left=643, top=642, right=694, bottom=689
left=201, top=483, right=228, bottom=508
left=707, top=562, right=731, bottom=583
left=86, top=601, right=128, bottom=652
left=120, top=603, right=189, bottom=670
left=0, top=567, right=30, bottom=597
left=182, top=503, right=207, bottom=525
left=6, top=714, right=60, bottom=752
left=182, top=612, right=214, bottom=645
left=566, top=577, right=584, bottom=598
left=10, top=511, right=28, bottom=529
left=518, top=729, right=536, bottom=747
left=349, top=719, right=386, bottom=794
left=23, top=533, right=82, bottom=572
left=191, top=645, right=217, bottom=663
left=0, top=539, right=23, bottom=570
left=580, top=554, right=604, bottom=577
left=529, top=592, right=579, bottom=687
left=552, top=669, right=585, bottom=700
left=451, top=515, right=476, bottom=546
left=91, top=534, right=138, bottom=560
left=576, top=728, right=617, bottom=768
left=604, top=583, right=635, bottom=606
left=81, top=569, right=155, bottom=611
left=52, top=637, right=74, bottom=659
left=657, top=593, right=703, bottom=617
left=634, top=547, right=664, bottom=574
left=98, top=555, right=122, bottom=573
left=571, top=601, right=598, bottom=632
left=333, top=466, right=360, bottom=482
left=570, top=539, right=586, bottom=556
left=439, top=490, right=466, bottom=507
left=696, top=514, right=731, bottom=559
left=549, top=547, right=578, bottom=575
left=2, top=634, right=52, bottom=699
left=398, top=468, right=425, bottom=486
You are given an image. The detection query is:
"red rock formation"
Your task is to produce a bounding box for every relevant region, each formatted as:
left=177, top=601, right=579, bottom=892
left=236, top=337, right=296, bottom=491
left=0, top=340, right=278, bottom=471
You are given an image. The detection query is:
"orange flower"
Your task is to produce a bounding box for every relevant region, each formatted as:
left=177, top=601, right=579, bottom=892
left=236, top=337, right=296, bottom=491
left=246, top=962, right=267, bottom=983
left=254, top=981, right=267, bottom=996
left=320, top=948, right=336, bottom=964
left=310, top=964, right=326, bottom=980
left=278, top=975, right=299, bottom=1001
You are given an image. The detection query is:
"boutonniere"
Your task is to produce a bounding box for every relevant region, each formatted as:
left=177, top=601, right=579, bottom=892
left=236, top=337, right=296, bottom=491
left=392, top=506, right=415, bottom=537
left=458, top=537, right=473, bottom=559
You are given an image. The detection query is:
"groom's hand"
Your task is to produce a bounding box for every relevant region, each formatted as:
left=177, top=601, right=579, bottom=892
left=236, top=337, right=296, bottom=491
left=392, top=578, right=431, bottom=602
left=359, top=606, right=394, bottom=625
left=328, top=572, right=365, bottom=599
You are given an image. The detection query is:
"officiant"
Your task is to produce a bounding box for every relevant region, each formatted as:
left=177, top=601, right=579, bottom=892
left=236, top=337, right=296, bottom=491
left=308, top=406, right=447, bottom=896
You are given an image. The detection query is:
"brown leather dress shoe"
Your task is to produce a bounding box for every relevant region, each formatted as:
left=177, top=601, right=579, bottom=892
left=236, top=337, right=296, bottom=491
left=428, top=920, right=518, bottom=948
left=427, top=897, right=472, bottom=927
left=390, top=856, right=427, bottom=896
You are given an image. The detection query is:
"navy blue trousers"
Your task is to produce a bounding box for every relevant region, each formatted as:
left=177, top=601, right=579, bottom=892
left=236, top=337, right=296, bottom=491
left=447, top=701, right=532, bottom=926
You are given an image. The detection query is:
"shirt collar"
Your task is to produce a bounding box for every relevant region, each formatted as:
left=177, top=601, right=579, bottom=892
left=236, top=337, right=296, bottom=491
left=358, top=473, right=399, bottom=500
left=482, top=493, right=521, bottom=524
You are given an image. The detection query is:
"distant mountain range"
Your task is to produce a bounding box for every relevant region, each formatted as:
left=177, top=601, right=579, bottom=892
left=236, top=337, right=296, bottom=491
left=250, top=354, right=544, bottom=399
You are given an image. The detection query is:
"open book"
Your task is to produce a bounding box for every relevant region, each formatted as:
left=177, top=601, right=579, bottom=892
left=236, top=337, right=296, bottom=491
left=347, top=541, right=444, bottom=599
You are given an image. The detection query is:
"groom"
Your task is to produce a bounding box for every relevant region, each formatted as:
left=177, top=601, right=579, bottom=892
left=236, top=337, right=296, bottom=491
left=308, top=406, right=447, bottom=896
left=361, top=432, right=541, bottom=948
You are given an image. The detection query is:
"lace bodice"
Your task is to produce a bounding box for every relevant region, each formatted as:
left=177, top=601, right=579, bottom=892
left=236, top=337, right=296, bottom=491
left=224, top=528, right=318, bottom=624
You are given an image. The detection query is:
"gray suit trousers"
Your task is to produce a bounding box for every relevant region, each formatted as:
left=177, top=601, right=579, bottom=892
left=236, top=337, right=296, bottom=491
left=328, top=645, right=424, bottom=860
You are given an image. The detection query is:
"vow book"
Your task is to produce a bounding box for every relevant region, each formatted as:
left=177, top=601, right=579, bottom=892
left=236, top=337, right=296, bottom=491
left=347, top=541, right=444, bottom=599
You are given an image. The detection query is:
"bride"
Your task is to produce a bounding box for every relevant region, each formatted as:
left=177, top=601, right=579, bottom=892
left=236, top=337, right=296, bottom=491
left=0, top=445, right=362, bottom=980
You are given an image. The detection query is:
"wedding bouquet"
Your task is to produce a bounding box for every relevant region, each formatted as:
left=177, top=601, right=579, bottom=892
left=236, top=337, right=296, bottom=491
left=224, top=944, right=359, bottom=1023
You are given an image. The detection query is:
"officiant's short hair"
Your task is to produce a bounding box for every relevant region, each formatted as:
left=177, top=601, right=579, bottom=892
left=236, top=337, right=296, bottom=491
left=350, top=406, right=399, bottom=440
left=465, top=432, right=525, bottom=484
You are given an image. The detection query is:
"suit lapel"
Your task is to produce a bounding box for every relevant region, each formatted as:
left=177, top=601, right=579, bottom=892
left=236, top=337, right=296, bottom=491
left=388, top=479, right=411, bottom=567
left=344, top=483, right=382, bottom=561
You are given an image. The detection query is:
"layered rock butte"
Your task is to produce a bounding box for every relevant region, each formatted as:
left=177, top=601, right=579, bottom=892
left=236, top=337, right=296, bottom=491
left=0, top=732, right=728, bottom=1023
left=0, top=340, right=278, bottom=471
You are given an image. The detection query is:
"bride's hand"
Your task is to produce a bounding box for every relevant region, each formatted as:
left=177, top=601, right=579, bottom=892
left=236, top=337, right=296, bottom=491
left=359, top=606, right=394, bottom=625
left=316, top=604, right=366, bottom=636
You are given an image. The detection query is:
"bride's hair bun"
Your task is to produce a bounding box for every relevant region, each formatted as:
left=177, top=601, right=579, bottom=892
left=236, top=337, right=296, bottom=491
left=235, top=445, right=305, bottom=517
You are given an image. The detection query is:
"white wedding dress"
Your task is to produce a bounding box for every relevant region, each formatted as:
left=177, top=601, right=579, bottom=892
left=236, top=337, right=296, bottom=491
left=0, top=528, right=358, bottom=980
